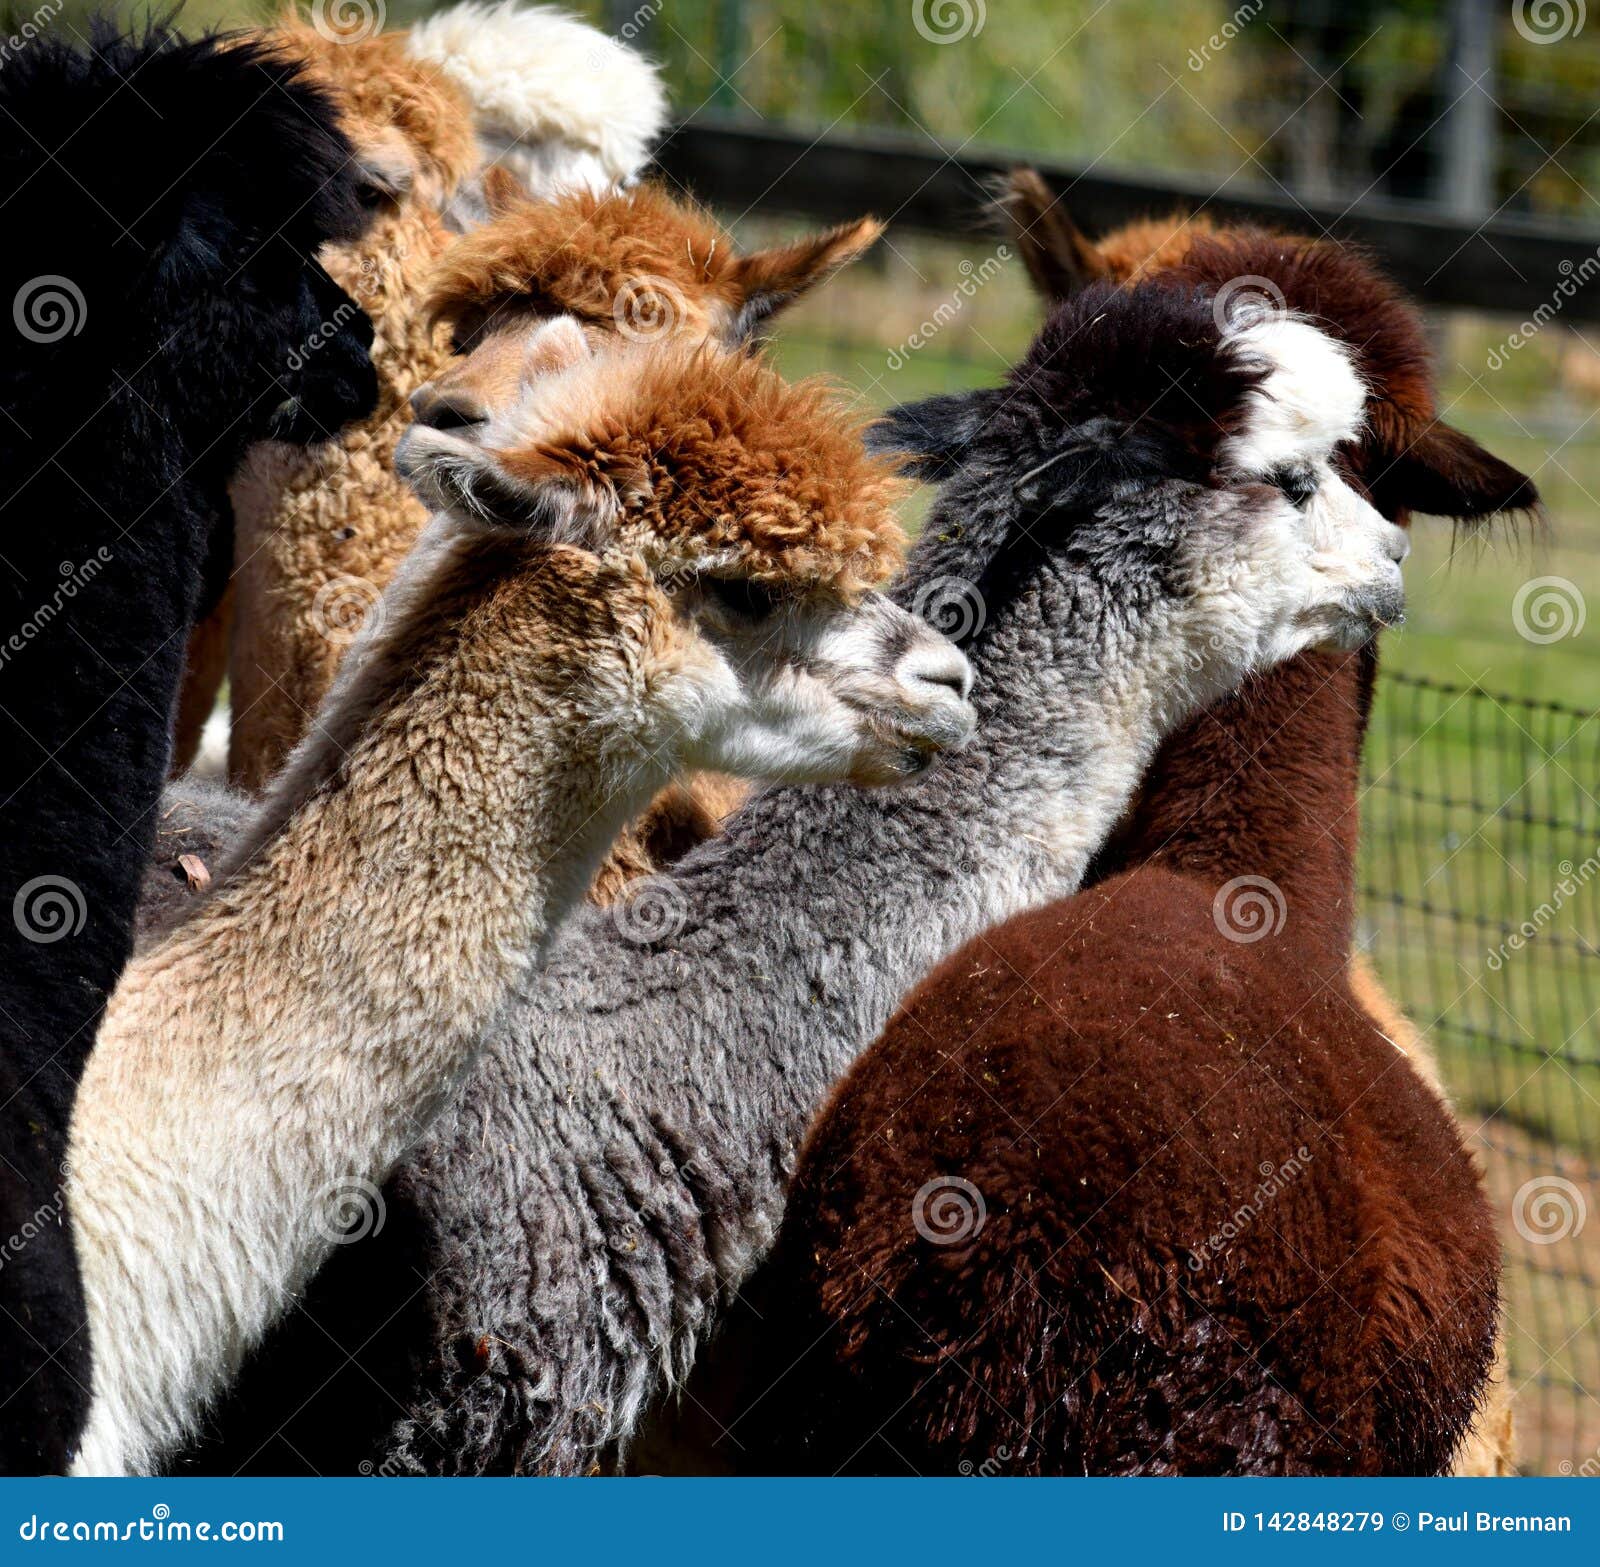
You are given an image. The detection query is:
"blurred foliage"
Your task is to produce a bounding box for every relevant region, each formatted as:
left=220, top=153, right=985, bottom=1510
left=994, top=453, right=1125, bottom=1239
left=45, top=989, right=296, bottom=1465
left=25, top=1, right=1586, bottom=218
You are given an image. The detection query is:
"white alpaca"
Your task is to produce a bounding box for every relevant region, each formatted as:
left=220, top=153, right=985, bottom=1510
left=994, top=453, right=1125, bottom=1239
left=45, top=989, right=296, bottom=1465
left=65, top=327, right=973, bottom=1476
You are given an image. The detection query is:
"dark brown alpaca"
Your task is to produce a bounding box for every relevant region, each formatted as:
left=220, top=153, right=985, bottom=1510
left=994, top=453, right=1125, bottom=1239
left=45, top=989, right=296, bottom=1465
left=728, top=183, right=1537, bottom=1476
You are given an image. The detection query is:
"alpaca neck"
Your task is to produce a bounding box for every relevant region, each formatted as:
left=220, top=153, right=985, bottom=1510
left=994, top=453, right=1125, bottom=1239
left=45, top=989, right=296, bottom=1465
left=67, top=534, right=675, bottom=1476
left=1088, top=645, right=1375, bottom=972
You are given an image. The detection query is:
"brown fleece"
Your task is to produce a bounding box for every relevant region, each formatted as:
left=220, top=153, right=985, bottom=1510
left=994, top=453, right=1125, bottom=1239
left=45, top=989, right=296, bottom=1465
left=428, top=177, right=884, bottom=348
left=745, top=189, right=1535, bottom=1476
left=501, top=343, right=906, bottom=598
left=757, top=881, right=1501, bottom=1476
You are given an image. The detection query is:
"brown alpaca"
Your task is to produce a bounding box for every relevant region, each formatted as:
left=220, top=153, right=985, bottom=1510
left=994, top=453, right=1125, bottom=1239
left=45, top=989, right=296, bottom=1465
left=728, top=186, right=1538, bottom=1476
left=221, top=141, right=881, bottom=888
left=67, top=326, right=976, bottom=1476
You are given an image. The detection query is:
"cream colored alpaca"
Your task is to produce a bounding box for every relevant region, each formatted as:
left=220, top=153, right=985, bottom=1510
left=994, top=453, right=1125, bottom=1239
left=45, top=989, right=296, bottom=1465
left=67, top=327, right=974, bottom=1477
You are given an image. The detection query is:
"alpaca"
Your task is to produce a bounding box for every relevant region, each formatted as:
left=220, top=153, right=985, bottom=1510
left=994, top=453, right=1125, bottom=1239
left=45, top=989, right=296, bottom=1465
left=1001, top=171, right=1528, bottom=1476
left=177, top=281, right=1416, bottom=1477
left=210, top=4, right=670, bottom=791
left=68, top=324, right=973, bottom=1477
left=723, top=177, right=1538, bottom=1476
left=231, top=163, right=882, bottom=908
left=0, top=23, right=376, bottom=1475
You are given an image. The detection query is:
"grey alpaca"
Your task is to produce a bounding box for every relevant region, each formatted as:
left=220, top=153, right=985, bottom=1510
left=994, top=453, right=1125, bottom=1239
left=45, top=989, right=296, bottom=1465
left=162, top=284, right=1408, bottom=1475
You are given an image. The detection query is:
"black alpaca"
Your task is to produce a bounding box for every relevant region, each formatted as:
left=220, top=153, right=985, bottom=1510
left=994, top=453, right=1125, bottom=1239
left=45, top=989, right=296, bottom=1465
left=0, top=21, right=377, bottom=1473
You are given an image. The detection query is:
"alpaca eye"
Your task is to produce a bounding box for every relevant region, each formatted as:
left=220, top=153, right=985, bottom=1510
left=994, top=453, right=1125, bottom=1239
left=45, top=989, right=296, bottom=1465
left=703, top=577, right=781, bottom=621
left=1269, top=465, right=1318, bottom=510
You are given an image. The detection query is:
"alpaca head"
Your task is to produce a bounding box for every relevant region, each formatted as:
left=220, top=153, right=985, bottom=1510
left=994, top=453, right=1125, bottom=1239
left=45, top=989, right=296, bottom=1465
left=871, top=284, right=1410, bottom=704
left=0, top=25, right=378, bottom=460
left=408, top=177, right=883, bottom=432
left=998, top=168, right=1538, bottom=526
left=396, top=320, right=975, bottom=785
left=259, top=12, right=481, bottom=324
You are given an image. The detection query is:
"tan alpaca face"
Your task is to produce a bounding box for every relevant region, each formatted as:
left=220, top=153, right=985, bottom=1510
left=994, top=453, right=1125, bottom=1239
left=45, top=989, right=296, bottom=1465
left=395, top=327, right=976, bottom=788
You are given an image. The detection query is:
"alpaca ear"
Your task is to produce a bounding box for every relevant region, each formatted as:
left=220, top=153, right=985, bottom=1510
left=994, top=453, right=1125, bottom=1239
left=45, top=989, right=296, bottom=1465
left=518, top=315, right=592, bottom=382
left=726, top=216, right=885, bottom=340
left=1371, top=423, right=1541, bottom=522
left=866, top=389, right=1006, bottom=480
left=996, top=168, right=1109, bottom=300
left=409, top=436, right=621, bottom=546
left=482, top=163, right=533, bottom=216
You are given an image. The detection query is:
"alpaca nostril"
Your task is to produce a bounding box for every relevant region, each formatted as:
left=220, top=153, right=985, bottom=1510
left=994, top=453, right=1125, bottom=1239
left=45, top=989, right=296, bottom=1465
left=1385, top=527, right=1411, bottom=566
left=896, top=643, right=974, bottom=705
left=409, top=385, right=486, bottom=432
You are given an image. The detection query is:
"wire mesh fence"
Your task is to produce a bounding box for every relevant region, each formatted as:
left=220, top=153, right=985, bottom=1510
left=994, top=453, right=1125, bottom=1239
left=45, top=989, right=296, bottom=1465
left=1360, top=673, right=1600, bottom=1477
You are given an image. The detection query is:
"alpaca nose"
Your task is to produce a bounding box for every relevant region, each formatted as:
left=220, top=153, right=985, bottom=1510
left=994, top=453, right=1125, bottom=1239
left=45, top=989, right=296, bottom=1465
left=409, top=382, right=488, bottom=433
left=896, top=640, right=974, bottom=705
left=1380, top=523, right=1411, bottom=565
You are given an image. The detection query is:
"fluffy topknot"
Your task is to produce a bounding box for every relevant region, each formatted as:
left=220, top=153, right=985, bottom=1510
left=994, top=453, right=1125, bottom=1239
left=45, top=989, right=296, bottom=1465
left=498, top=342, right=908, bottom=596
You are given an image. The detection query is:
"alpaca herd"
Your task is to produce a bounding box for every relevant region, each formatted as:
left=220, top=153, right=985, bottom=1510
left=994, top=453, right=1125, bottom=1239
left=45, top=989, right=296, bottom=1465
left=0, top=7, right=1536, bottom=1481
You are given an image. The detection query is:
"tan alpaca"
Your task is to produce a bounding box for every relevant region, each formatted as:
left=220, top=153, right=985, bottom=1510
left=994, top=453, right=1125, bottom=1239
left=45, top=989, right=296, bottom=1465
left=67, top=324, right=975, bottom=1476
left=219, top=135, right=883, bottom=798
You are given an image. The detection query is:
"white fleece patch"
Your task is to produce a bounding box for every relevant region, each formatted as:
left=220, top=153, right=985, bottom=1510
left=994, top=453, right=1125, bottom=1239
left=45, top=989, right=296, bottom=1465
left=407, top=4, right=668, bottom=191
left=1223, top=316, right=1366, bottom=475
